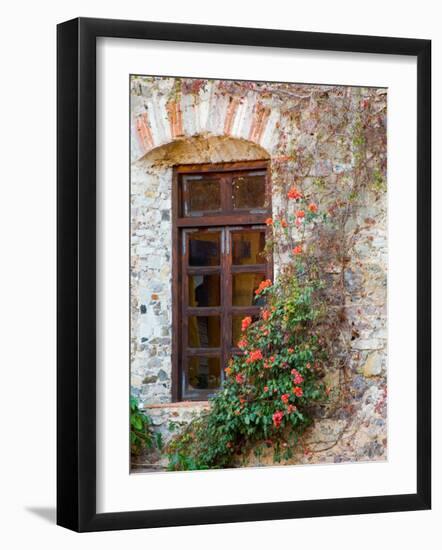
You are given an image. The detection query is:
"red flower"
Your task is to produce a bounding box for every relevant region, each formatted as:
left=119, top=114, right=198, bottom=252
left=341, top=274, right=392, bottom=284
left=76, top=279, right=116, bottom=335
left=263, top=386, right=269, bottom=392
left=241, top=316, right=252, bottom=331
left=263, top=361, right=271, bottom=369
left=255, top=279, right=272, bottom=295
left=237, top=338, right=248, bottom=349
left=235, top=373, right=244, bottom=384
left=281, top=393, right=290, bottom=404
left=287, top=186, right=303, bottom=200
left=306, top=362, right=311, bottom=369
left=288, top=347, right=294, bottom=353
left=293, top=386, right=303, bottom=397
left=265, top=217, right=273, bottom=226
left=308, top=202, right=318, bottom=213
left=292, top=245, right=303, bottom=255
left=272, top=410, right=284, bottom=428
left=280, top=219, right=288, bottom=228
left=287, top=404, right=297, bottom=413
left=295, top=210, right=305, bottom=218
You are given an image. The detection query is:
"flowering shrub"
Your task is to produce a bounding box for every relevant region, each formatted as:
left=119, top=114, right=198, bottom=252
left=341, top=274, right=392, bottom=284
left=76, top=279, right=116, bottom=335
left=167, top=188, right=328, bottom=470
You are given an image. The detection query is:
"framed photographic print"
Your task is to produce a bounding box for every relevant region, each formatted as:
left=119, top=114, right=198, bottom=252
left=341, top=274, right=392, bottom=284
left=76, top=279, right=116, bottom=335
left=57, top=17, right=431, bottom=532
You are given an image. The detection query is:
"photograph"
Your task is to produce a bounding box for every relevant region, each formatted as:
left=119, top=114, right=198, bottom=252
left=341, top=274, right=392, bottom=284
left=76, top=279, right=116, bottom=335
left=129, top=75, right=388, bottom=472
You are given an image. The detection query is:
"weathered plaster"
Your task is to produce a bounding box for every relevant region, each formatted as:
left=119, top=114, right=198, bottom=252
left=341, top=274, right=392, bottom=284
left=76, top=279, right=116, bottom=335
left=130, top=76, right=387, bottom=466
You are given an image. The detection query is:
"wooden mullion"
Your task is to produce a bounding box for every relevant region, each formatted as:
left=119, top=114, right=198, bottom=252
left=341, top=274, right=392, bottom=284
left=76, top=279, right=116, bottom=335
left=176, top=213, right=270, bottom=228
left=181, top=230, right=190, bottom=397
left=221, top=227, right=231, bottom=383
left=231, top=264, right=268, bottom=273
left=186, top=306, right=222, bottom=316
left=231, top=306, right=261, bottom=315
left=187, top=348, right=222, bottom=356
left=187, top=266, right=220, bottom=275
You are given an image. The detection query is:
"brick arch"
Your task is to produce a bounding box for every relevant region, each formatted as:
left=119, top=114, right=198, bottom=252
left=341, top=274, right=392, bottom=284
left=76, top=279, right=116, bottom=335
left=131, top=78, right=284, bottom=163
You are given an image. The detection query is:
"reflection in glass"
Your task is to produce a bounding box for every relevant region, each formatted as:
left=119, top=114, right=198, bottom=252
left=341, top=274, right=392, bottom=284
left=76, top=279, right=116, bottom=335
left=232, top=273, right=267, bottom=306
left=188, top=356, right=221, bottom=390
left=188, top=231, right=220, bottom=266
left=188, top=316, right=221, bottom=348
left=183, top=175, right=221, bottom=215
left=232, top=230, right=266, bottom=265
left=232, top=172, right=266, bottom=210
left=188, top=274, right=220, bottom=307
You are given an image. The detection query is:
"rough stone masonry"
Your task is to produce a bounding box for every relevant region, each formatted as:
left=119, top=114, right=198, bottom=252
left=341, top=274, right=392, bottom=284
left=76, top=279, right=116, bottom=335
left=130, top=76, right=387, bottom=466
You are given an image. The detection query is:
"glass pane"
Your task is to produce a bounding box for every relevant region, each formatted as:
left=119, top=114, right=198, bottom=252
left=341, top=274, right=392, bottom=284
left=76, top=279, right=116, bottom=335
left=188, top=274, right=220, bottom=307
left=232, top=230, right=266, bottom=265
left=232, top=315, right=259, bottom=346
left=188, top=356, right=221, bottom=390
left=188, top=316, right=221, bottom=348
left=232, top=273, right=267, bottom=306
left=232, top=172, right=266, bottom=210
left=183, top=175, right=221, bottom=215
left=188, top=231, right=220, bottom=266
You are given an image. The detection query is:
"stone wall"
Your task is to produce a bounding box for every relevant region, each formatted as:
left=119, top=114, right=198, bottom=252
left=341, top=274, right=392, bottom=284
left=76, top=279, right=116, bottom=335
left=130, top=76, right=387, bottom=465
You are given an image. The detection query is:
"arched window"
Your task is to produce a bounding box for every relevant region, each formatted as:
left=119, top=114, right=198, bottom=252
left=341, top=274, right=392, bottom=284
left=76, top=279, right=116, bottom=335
left=172, top=160, right=272, bottom=400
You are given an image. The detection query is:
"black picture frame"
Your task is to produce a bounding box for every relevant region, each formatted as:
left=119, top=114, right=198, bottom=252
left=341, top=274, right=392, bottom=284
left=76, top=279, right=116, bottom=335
left=57, top=17, right=431, bottom=532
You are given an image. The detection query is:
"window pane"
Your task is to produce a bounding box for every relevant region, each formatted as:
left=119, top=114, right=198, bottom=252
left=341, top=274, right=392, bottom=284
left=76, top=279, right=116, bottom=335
left=232, top=172, right=266, bottom=210
left=188, top=231, right=220, bottom=266
left=188, top=356, right=221, bottom=390
left=232, top=273, right=267, bottom=306
left=183, top=175, right=221, bottom=215
left=188, top=316, right=221, bottom=348
left=188, top=274, right=220, bottom=307
left=232, top=230, right=266, bottom=265
left=232, top=315, right=259, bottom=346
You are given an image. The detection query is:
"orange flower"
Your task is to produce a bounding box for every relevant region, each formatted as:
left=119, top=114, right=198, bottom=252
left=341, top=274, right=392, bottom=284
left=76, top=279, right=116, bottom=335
left=308, top=202, right=318, bottom=213
left=293, top=245, right=303, bottom=255
left=261, top=309, right=271, bottom=321
left=241, top=316, right=252, bottom=331
left=263, top=386, right=269, bottom=392
left=225, top=367, right=232, bottom=376
left=287, top=186, right=303, bottom=200
left=293, top=386, right=303, bottom=397
left=295, top=210, right=305, bottom=218
left=265, top=217, right=273, bottom=226
left=246, top=349, right=263, bottom=363
left=281, top=393, right=290, bottom=404
left=255, top=279, right=272, bottom=295
left=280, top=219, right=288, bottom=228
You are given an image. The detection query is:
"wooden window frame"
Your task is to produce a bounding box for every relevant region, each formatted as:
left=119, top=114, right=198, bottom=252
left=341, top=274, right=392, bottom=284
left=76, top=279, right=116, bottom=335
left=172, top=160, right=272, bottom=401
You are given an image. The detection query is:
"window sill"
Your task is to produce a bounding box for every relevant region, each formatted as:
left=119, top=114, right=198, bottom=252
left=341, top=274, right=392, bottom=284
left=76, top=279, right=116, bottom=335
left=144, top=401, right=209, bottom=410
